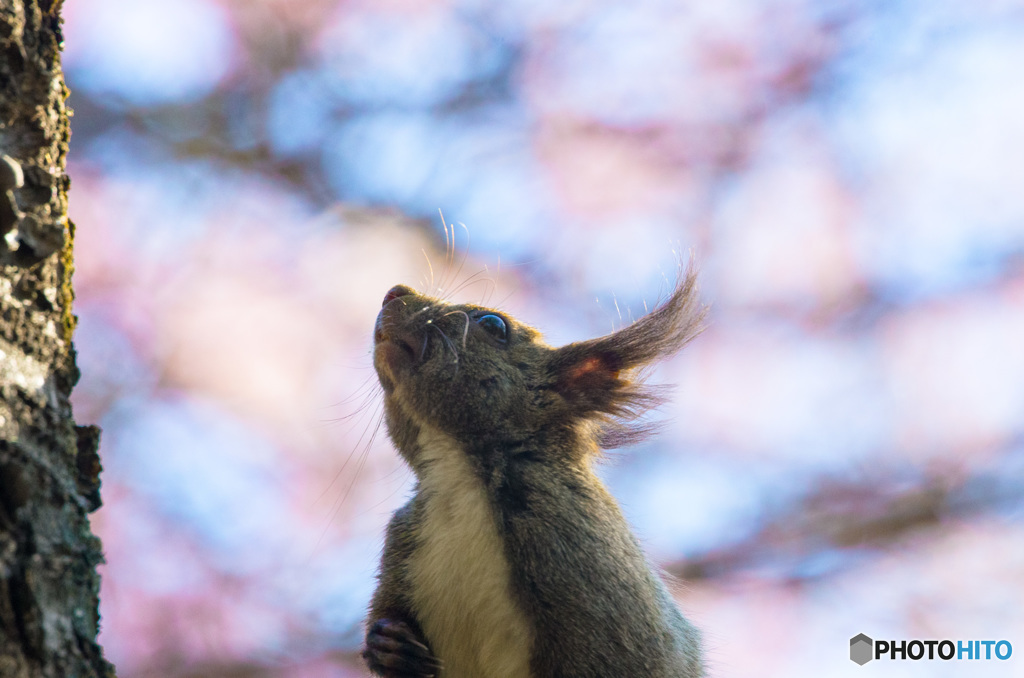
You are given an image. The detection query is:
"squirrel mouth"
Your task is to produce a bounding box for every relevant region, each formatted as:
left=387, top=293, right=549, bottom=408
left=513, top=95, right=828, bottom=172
left=374, top=315, right=423, bottom=359
left=374, top=314, right=427, bottom=383
left=374, top=285, right=431, bottom=381
left=376, top=330, right=417, bottom=363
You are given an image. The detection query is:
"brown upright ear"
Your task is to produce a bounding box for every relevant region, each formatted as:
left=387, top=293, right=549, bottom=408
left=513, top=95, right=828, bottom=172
left=549, top=263, right=706, bottom=422
left=551, top=349, right=626, bottom=416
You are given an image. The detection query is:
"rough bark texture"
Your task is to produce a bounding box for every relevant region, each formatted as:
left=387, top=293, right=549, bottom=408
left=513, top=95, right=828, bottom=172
left=0, top=1, right=115, bottom=676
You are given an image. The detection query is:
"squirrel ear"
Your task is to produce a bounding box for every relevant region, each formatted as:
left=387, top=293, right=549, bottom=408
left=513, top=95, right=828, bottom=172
left=549, top=262, right=706, bottom=420
left=551, top=348, right=624, bottom=414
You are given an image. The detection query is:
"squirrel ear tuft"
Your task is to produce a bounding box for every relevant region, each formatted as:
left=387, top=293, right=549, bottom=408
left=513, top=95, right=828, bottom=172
left=548, top=261, right=706, bottom=422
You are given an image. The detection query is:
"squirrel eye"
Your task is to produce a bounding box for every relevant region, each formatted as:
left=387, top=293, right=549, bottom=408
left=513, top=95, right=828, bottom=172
left=476, top=314, right=507, bottom=342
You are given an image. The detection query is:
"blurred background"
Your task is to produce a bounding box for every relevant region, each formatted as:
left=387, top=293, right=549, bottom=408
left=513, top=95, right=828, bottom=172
left=62, top=0, right=1024, bottom=676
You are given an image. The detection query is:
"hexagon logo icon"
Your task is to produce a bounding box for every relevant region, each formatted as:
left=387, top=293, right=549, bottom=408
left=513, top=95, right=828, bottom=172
left=850, top=634, right=873, bottom=665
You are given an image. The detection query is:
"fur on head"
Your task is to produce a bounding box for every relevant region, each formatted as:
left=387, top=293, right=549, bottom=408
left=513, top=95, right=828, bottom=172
left=373, top=263, right=706, bottom=463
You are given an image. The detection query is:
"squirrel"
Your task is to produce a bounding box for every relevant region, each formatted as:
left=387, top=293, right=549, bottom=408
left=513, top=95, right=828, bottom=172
left=363, top=265, right=706, bottom=678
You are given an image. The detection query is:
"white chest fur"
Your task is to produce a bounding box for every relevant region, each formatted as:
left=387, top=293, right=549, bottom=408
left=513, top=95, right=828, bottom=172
left=408, top=427, right=533, bottom=678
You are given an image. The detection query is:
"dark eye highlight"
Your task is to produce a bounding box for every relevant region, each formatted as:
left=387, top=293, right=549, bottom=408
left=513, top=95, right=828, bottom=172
left=476, top=314, right=508, bottom=342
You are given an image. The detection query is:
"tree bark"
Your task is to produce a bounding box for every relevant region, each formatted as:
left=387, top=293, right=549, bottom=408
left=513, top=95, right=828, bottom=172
left=0, top=1, right=115, bottom=676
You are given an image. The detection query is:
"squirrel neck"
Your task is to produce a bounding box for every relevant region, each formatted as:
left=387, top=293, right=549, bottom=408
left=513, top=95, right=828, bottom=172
left=409, top=424, right=534, bottom=678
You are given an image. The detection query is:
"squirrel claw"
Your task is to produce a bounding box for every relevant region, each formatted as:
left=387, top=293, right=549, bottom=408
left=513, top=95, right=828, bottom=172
left=364, top=618, right=442, bottom=677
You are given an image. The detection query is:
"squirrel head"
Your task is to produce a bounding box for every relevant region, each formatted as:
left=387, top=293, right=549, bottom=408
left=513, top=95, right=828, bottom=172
left=373, top=266, right=706, bottom=466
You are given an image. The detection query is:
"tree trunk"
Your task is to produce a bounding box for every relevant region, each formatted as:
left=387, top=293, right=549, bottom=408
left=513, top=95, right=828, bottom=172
left=0, top=1, right=115, bottom=676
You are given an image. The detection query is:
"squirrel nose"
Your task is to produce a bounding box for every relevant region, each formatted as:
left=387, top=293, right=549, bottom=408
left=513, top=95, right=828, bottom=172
left=382, top=285, right=416, bottom=308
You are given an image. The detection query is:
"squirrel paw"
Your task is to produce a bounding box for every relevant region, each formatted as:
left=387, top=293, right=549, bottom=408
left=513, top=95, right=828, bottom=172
left=363, top=618, right=442, bottom=678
